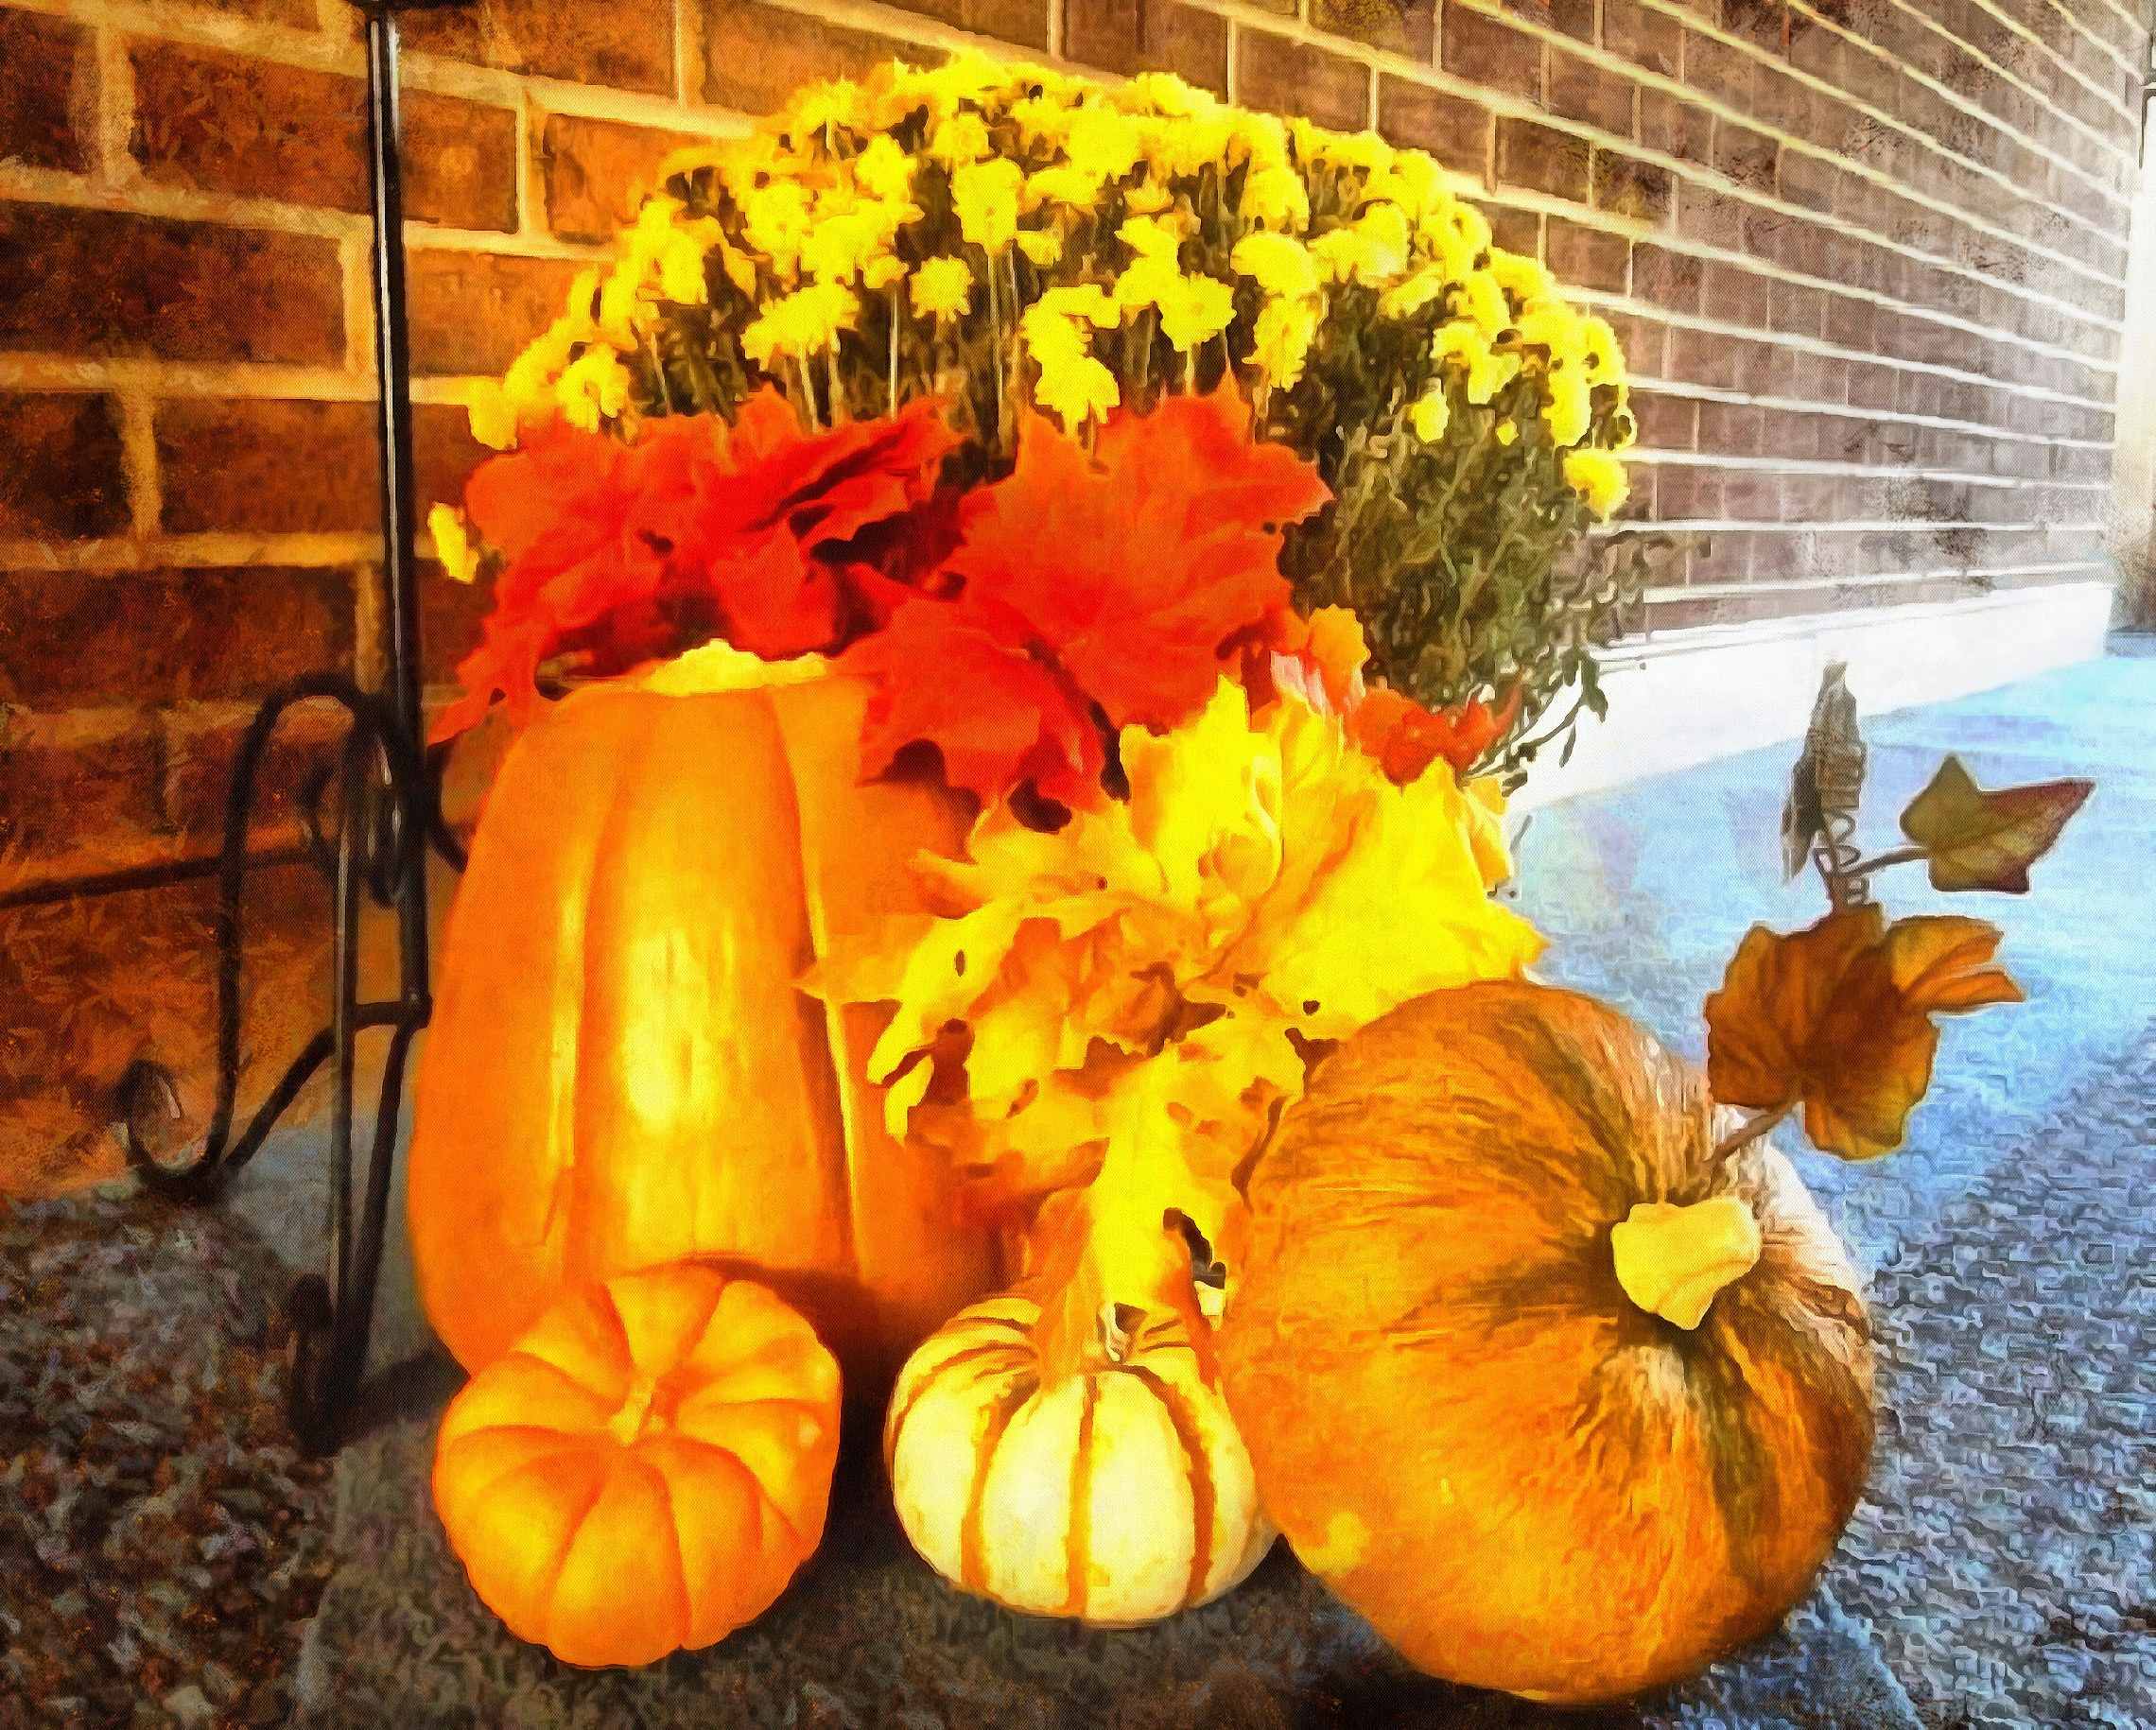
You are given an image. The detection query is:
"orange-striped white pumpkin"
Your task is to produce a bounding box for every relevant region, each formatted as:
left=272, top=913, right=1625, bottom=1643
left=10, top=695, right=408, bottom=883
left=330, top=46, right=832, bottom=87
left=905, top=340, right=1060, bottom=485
left=883, top=1291, right=1273, bottom=1626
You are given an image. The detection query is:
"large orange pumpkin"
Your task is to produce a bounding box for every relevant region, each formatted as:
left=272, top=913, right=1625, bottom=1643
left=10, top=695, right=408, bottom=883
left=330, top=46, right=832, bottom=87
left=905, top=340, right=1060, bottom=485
left=409, top=657, right=1000, bottom=1387
left=432, top=1259, right=841, bottom=1667
left=1219, top=980, right=1874, bottom=1704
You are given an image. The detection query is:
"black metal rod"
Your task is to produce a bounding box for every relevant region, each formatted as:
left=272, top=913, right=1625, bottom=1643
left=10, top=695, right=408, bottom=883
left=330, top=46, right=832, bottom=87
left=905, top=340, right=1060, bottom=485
left=363, top=7, right=433, bottom=1014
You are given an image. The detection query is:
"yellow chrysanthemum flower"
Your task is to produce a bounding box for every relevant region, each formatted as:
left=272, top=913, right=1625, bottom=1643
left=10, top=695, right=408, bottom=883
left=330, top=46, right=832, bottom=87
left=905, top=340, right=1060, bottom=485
left=863, top=254, right=907, bottom=292
left=926, top=112, right=992, bottom=167
left=852, top=133, right=916, bottom=202
left=1023, top=164, right=1104, bottom=214
left=1067, top=105, right=1143, bottom=181
left=1563, top=448, right=1630, bottom=517
left=1457, top=269, right=1512, bottom=339
left=554, top=345, right=632, bottom=432
left=1230, top=231, right=1319, bottom=301
left=427, top=503, right=479, bottom=583
left=1118, top=212, right=1188, bottom=260
left=1518, top=301, right=1589, bottom=370
left=952, top=158, right=1022, bottom=253
left=1015, top=228, right=1064, bottom=268
left=1123, top=71, right=1212, bottom=120
left=1157, top=272, right=1235, bottom=352
left=1432, top=320, right=1521, bottom=406
left=1489, top=251, right=1556, bottom=307
left=1123, top=176, right=1175, bottom=216
left=1251, top=296, right=1316, bottom=390
left=1240, top=162, right=1311, bottom=230
left=740, top=180, right=814, bottom=274
left=785, top=77, right=861, bottom=141
left=1542, top=371, right=1592, bottom=447
left=1408, top=386, right=1451, bottom=443
left=1496, top=420, right=1519, bottom=446
left=741, top=280, right=860, bottom=365
left=1019, top=303, right=1120, bottom=430
left=1578, top=314, right=1626, bottom=389
left=911, top=254, right=975, bottom=322
left=1310, top=201, right=1410, bottom=286
left=1379, top=265, right=1451, bottom=320
left=1038, top=284, right=1121, bottom=329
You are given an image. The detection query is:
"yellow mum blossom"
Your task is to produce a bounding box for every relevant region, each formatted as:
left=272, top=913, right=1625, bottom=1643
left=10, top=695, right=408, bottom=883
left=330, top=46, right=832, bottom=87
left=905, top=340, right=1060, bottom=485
left=1147, top=112, right=1234, bottom=179
left=656, top=225, right=717, bottom=303
left=1311, top=201, right=1410, bottom=285
left=1365, top=150, right=1445, bottom=222
left=1157, top=272, right=1235, bottom=352
left=852, top=132, right=915, bottom=201
left=927, top=111, right=992, bottom=168
left=1432, top=320, right=1520, bottom=406
left=1123, top=176, right=1175, bottom=216
left=1496, top=420, right=1519, bottom=446
left=863, top=254, right=907, bottom=292
left=1435, top=199, right=1492, bottom=265
left=1456, top=268, right=1512, bottom=339
left=1543, top=371, right=1592, bottom=447
left=1122, top=71, right=1213, bottom=120
left=1230, top=231, right=1319, bottom=301
left=1015, top=228, right=1065, bottom=268
left=740, top=180, right=814, bottom=274
left=1010, top=94, right=1075, bottom=147
left=1066, top=104, right=1143, bottom=181
left=427, top=503, right=479, bottom=584
left=1241, top=162, right=1311, bottom=230
left=1252, top=296, right=1317, bottom=390
left=1518, top=300, right=1589, bottom=370
left=1408, top=386, right=1451, bottom=443
left=911, top=254, right=974, bottom=322
left=1379, top=265, right=1451, bottom=320
left=1488, top=251, right=1556, bottom=307
left=1113, top=251, right=1182, bottom=318
left=1019, top=303, right=1120, bottom=430
left=952, top=157, right=1022, bottom=253
left=467, top=383, right=518, bottom=452
left=554, top=345, right=632, bottom=432
left=785, top=77, right=861, bottom=141
left=1038, top=284, right=1121, bottom=329
left=741, top=280, right=859, bottom=365
left=1023, top=164, right=1104, bottom=214
left=1563, top=448, right=1630, bottom=517
left=1578, top=314, right=1626, bottom=389
left=1292, top=118, right=1392, bottom=178
left=1118, top=212, right=1187, bottom=260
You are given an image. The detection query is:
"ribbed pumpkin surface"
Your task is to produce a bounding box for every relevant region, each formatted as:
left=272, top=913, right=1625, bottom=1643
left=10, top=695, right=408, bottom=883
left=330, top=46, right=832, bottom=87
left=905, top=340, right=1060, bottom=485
left=432, top=1261, right=840, bottom=1668
left=408, top=672, right=999, bottom=1387
left=884, top=1293, right=1273, bottom=1626
left=1220, top=980, right=1875, bottom=1704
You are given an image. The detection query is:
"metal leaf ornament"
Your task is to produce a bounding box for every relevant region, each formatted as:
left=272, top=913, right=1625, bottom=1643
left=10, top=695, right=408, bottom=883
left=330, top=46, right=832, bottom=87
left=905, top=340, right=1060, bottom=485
left=1780, top=662, right=1865, bottom=897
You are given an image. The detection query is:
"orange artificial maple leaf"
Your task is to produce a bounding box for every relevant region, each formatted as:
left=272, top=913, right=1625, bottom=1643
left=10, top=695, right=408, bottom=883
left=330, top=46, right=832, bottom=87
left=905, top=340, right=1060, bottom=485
left=845, top=383, right=1330, bottom=809
left=434, top=390, right=955, bottom=739
left=1898, top=754, right=2093, bottom=893
left=1704, top=904, right=2024, bottom=1161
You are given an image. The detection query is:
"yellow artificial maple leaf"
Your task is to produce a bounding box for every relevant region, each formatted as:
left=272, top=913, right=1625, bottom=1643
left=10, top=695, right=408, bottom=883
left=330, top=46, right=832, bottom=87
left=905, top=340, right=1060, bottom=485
left=1704, top=904, right=2023, bottom=1161
left=1898, top=754, right=2093, bottom=893
left=808, top=678, right=1544, bottom=1234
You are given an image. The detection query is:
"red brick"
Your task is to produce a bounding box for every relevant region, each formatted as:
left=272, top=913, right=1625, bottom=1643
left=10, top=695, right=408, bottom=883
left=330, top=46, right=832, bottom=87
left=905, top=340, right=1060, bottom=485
left=1753, top=67, right=1813, bottom=136
left=1721, top=0, right=1786, bottom=53
left=1545, top=216, right=1628, bottom=291
left=0, top=709, right=166, bottom=881
left=1604, top=0, right=1682, bottom=76
left=540, top=112, right=703, bottom=246
left=1676, top=183, right=1746, bottom=247
left=1065, top=0, right=1229, bottom=95
left=1591, top=147, right=1673, bottom=220
left=1630, top=390, right=1696, bottom=450
left=155, top=399, right=380, bottom=536
left=1767, top=279, right=1825, bottom=337
left=702, top=3, right=921, bottom=113
left=1698, top=400, right=1765, bottom=455
left=156, top=701, right=350, bottom=862
left=0, top=393, right=128, bottom=540
left=1823, top=293, right=1877, bottom=351
left=406, top=251, right=586, bottom=377
left=1547, top=50, right=1636, bottom=134
left=1683, top=30, right=1754, bottom=107
left=1778, top=148, right=1836, bottom=213
left=1712, top=119, right=1778, bottom=190
left=1496, top=117, right=1589, bottom=199
left=1654, top=463, right=1723, bottom=519
left=1604, top=309, right=1667, bottom=377
left=1700, top=260, right=1770, bottom=326
left=129, top=42, right=518, bottom=232
left=406, top=0, right=675, bottom=95
left=413, top=402, right=490, bottom=522
left=1498, top=0, right=1591, bottom=38
left=1631, top=243, right=1702, bottom=311
left=0, top=9, right=92, bottom=174
left=1314, top=0, right=1434, bottom=59
left=886, top=0, right=1050, bottom=49
left=0, top=567, right=355, bottom=708
left=1238, top=31, right=1368, bottom=132
left=1443, top=8, right=1542, bottom=102
left=1476, top=200, right=1541, bottom=255
left=1379, top=78, right=1492, bottom=180
left=420, top=555, right=495, bottom=685
left=0, top=204, right=343, bottom=366
left=1671, top=326, right=1743, bottom=389
left=1638, top=92, right=1712, bottom=164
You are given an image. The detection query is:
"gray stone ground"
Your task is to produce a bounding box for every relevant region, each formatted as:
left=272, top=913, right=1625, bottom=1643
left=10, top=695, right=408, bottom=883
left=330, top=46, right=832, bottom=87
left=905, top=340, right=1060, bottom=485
left=8, top=642, right=2150, bottom=1726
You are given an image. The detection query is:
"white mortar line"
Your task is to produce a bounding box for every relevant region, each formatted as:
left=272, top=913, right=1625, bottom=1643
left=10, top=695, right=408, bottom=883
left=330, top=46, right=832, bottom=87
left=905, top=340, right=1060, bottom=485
left=1627, top=372, right=2114, bottom=447
left=0, top=530, right=384, bottom=571
left=1644, top=558, right=2112, bottom=602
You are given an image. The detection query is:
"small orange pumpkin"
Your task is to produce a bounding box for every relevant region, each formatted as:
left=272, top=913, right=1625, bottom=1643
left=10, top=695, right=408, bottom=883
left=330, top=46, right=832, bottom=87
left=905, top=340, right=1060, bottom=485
left=1220, top=980, right=1875, bottom=1704
left=884, top=1288, right=1273, bottom=1626
left=432, top=1259, right=841, bottom=1668
left=408, top=657, right=1000, bottom=1386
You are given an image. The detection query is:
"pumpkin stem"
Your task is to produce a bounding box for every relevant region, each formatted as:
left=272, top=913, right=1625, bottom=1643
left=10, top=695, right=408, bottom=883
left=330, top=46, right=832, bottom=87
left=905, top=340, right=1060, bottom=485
left=605, top=1374, right=662, bottom=1446
left=1609, top=1197, right=1762, bottom=1330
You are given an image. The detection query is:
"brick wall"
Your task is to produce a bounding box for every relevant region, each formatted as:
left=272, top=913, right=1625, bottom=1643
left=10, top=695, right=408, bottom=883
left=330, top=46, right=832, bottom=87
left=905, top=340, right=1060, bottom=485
left=1, top=0, right=2149, bottom=1192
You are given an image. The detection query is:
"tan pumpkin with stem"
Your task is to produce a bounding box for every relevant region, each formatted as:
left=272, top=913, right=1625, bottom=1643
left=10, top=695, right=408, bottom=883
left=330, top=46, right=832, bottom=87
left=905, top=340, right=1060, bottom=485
left=408, top=649, right=1000, bottom=1388
left=1220, top=980, right=1875, bottom=1704
left=884, top=1184, right=1273, bottom=1626
left=432, top=1259, right=841, bottom=1668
